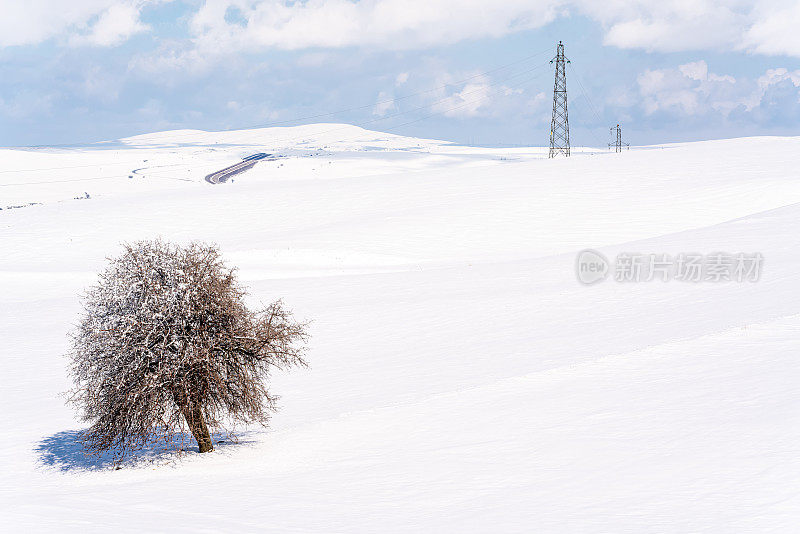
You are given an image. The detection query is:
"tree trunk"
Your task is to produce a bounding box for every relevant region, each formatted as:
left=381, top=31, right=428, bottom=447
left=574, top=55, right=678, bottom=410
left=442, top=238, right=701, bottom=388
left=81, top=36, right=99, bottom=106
left=182, top=402, right=214, bottom=453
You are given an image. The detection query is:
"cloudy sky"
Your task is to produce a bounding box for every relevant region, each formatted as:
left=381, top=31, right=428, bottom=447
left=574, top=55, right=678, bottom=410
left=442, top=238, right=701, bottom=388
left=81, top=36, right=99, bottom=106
left=1, top=0, right=800, bottom=146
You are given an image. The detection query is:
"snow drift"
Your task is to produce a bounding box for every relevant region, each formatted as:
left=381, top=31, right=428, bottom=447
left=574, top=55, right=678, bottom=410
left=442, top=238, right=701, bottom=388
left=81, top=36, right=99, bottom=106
left=1, top=125, right=800, bottom=532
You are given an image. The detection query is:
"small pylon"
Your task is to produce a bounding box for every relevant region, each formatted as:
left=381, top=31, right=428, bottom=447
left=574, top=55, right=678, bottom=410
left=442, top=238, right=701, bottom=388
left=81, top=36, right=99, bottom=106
left=608, top=124, right=629, bottom=153
left=549, top=41, right=570, bottom=158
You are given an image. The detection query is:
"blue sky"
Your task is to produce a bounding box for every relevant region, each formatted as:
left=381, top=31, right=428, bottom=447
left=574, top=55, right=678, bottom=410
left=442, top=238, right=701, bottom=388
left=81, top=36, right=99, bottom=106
left=1, top=0, right=800, bottom=147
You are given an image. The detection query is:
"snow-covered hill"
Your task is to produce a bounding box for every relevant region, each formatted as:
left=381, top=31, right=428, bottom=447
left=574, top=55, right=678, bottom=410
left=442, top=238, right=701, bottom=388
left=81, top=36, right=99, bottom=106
left=2, top=125, right=800, bottom=532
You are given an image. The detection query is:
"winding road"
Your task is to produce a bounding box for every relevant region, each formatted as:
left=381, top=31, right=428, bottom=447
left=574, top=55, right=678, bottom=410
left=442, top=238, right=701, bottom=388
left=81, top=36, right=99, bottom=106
left=205, top=153, right=273, bottom=184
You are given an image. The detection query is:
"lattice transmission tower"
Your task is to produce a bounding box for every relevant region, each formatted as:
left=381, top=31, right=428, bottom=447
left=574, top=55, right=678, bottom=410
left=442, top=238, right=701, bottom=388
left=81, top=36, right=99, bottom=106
left=549, top=41, right=570, bottom=158
left=608, top=124, right=629, bottom=152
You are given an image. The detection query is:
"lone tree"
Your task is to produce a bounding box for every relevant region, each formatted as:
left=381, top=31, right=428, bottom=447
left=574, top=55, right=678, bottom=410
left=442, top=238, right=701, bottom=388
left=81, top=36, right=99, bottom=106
left=68, top=240, right=308, bottom=458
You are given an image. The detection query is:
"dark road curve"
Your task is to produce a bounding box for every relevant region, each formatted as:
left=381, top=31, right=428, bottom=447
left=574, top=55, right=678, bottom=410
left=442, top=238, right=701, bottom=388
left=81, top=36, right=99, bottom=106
left=205, top=153, right=272, bottom=184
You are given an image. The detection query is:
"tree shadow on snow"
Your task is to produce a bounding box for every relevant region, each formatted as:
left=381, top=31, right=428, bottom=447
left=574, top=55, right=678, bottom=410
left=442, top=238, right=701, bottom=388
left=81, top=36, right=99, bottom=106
left=36, top=429, right=257, bottom=472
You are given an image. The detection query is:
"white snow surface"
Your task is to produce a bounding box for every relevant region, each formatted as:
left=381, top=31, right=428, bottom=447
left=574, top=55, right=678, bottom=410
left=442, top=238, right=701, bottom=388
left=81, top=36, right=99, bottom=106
left=1, top=124, right=800, bottom=532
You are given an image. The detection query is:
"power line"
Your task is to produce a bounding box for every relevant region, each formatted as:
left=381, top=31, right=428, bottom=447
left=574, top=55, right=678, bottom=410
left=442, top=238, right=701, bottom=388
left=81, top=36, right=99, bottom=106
left=360, top=62, right=552, bottom=127
left=255, top=60, right=553, bottom=150
left=149, top=47, right=556, bottom=145
left=4, top=46, right=559, bottom=156
left=1, top=47, right=555, bottom=151
left=232, top=46, right=556, bottom=131
left=567, top=63, right=604, bottom=125
left=7, top=65, right=556, bottom=186
left=562, top=61, right=608, bottom=148
left=157, top=56, right=554, bottom=146
left=388, top=70, right=551, bottom=133
left=131, top=65, right=556, bottom=178
left=1, top=50, right=561, bottom=178
left=568, top=96, right=607, bottom=148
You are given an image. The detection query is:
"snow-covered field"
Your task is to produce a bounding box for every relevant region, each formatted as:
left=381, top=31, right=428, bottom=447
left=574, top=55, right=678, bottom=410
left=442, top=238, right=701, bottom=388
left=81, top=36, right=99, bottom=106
left=2, top=124, right=800, bottom=532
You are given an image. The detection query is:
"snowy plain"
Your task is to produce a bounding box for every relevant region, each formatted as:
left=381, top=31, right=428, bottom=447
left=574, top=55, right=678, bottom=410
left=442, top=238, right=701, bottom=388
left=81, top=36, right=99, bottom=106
left=1, top=124, right=800, bottom=532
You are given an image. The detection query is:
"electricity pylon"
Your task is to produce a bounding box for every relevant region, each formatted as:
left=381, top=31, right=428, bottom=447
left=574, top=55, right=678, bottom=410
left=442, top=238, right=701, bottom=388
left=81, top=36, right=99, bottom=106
left=608, top=124, right=630, bottom=152
left=549, top=41, right=570, bottom=158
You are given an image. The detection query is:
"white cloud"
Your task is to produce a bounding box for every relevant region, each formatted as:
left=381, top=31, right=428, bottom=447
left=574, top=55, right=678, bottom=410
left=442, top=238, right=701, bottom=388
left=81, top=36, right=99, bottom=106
left=187, top=0, right=561, bottom=53
left=432, top=81, right=492, bottom=117
left=0, top=0, right=151, bottom=48
left=425, top=72, right=534, bottom=119
left=638, top=67, right=702, bottom=115
left=583, top=0, right=747, bottom=54
left=0, top=90, right=56, bottom=118
left=747, top=67, right=800, bottom=115
left=71, top=3, right=149, bottom=47
left=129, top=41, right=211, bottom=78
left=678, top=61, right=709, bottom=82
left=758, top=68, right=800, bottom=91
left=5, top=0, right=800, bottom=60
left=178, top=1, right=800, bottom=59
left=0, top=0, right=109, bottom=47
left=373, top=91, right=396, bottom=116
left=634, top=59, right=800, bottom=119
left=741, top=2, right=800, bottom=57
left=678, top=60, right=737, bottom=84
left=6, top=1, right=800, bottom=62
left=78, top=64, right=122, bottom=102
left=577, top=0, right=800, bottom=58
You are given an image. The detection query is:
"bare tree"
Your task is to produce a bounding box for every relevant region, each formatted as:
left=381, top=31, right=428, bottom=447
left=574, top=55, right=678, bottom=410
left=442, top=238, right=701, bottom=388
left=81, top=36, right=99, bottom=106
left=68, top=239, right=308, bottom=458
